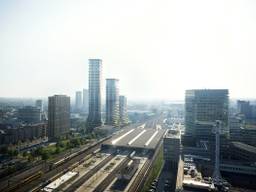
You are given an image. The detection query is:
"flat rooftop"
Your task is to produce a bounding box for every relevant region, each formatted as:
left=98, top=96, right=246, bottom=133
left=103, top=128, right=166, bottom=150
left=164, top=129, right=180, bottom=139
left=232, top=141, right=256, bottom=154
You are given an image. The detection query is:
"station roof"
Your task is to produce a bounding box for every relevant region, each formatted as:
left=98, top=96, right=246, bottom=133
left=103, top=128, right=166, bottom=149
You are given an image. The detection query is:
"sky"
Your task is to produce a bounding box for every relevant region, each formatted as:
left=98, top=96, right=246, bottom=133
left=0, top=0, right=256, bottom=101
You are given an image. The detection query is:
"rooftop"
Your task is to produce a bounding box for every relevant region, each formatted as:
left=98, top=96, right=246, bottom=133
left=103, top=128, right=165, bottom=149
left=164, top=129, right=180, bottom=138
left=232, top=141, right=256, bottom=154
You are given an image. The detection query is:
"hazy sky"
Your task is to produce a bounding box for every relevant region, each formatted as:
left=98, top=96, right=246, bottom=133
left=1, top=0, right=256, bottom=101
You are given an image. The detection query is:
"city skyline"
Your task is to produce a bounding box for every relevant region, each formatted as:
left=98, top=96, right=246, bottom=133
left=1, top=1, right=256, bottom=192
left=1, top=0, right=256, bottom=100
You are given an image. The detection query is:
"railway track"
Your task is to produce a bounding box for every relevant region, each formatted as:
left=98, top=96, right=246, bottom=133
left=65, top=154, right=115, bottom=192
left=127, top=142, right=163, bottom=192
left=7, top=137, right=111, bottom=192
left=127, top=159, right=152, bottom=192
left=93, top=156, right=131, bottom=192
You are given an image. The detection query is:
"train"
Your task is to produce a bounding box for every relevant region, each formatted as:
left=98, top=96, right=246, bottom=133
left=117, top=159, right=140, bottom=180
left=129, top=151, right=136, bottom=159
left=7, top=171, right=43, bottom=192
left=49, top=136, right=109, bottom=170
left=8, top=136, right=110, bottom=192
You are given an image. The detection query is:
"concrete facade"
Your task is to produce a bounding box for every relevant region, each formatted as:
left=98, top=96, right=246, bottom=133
left=163, top=130, right=181, bottom=169
left=48, top=95, right=70, bottom=139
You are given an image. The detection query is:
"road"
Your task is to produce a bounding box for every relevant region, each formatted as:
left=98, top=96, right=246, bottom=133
left=144, top=114, right=165, bottom=129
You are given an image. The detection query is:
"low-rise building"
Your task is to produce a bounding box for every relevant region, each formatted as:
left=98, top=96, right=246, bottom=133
left=229, top=142, right=256, bottom=163
left=0, top=123, right=47, bottom=145
left=230, top=115, right=256, bottom=146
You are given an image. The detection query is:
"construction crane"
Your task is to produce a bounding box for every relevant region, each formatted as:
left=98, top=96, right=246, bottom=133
left=212, top=120, right=230, bottom=192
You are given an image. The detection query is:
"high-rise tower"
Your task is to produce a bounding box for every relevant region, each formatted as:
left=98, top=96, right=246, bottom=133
left=119, top=95, right=129, bottom=125
left=185, top=89, right=229, bottom=140
left=106, top=79, right=119, bottom=126
left=87, top=59, right=102, bottom=130
left=83, top=89, right=89, bottom=112
left=75, top=91, right=82, bottom=111
left=48, top=95, right=70, bottom=139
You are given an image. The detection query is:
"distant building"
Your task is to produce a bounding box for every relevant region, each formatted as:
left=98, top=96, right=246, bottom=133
left=119, top=95, right=129, bottom=125
left=75, top=91, right=82, bottom=111
left=83, top=89, right=89, bottom=112
left=229, top=115, right=244, bottom=141
left=251, top=105, right=256, bottom=119
left=87, top=59, right=102, bottom=130
left=0, top=123, right=47, bottom=145
left=237, top=100, right=252, bottom=119
left=35, top=99, right=43, bottom=112
left=229, top=115, right=256, bottom=146
left=185, top=89, right=229, bottom=140
left=106, top=79, right=119, bottom=126
left=48, top=95, right=70, bottom=139
left=18, top=106, right=41, bottom=123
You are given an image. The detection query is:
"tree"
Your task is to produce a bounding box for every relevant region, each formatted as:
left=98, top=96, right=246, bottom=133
left=70, top=138, right=81, bottom=147
left=41, top=151, right=50, bottom=160
left=7, top=149, right=18, bottom=157
left=0, top=146, right=8, bottom=154
left=34, top=147, right=43, bottom=156
left=22, top=151, right=28, bottom=157
left=28, top=154, right=34, bottom=162
left=55, top=147, right=61, bottom=154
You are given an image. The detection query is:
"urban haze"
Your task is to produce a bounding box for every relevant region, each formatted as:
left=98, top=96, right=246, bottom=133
left=0, top=1, right=256, bottom=192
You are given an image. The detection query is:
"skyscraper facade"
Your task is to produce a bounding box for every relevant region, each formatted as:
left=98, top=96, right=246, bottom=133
left=119, top=95, right=129, bottom=125
left=83, top=89, right=89, bottom=112
left=75, top=91, right=82, bottom=111
left=185, top=89, right=229, bottom=139
left=87, top=59, right=102, bottom=129
left=48, top=95, right=70, bottom=139
left=106, top=79, right=120, bottom=126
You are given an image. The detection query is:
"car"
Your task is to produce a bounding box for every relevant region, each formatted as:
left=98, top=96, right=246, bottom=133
left=150, top=184, right=156, bottom=188
left=164, top=183, right=170, bottom=187
left=165, top=179, right=170, bottom=184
